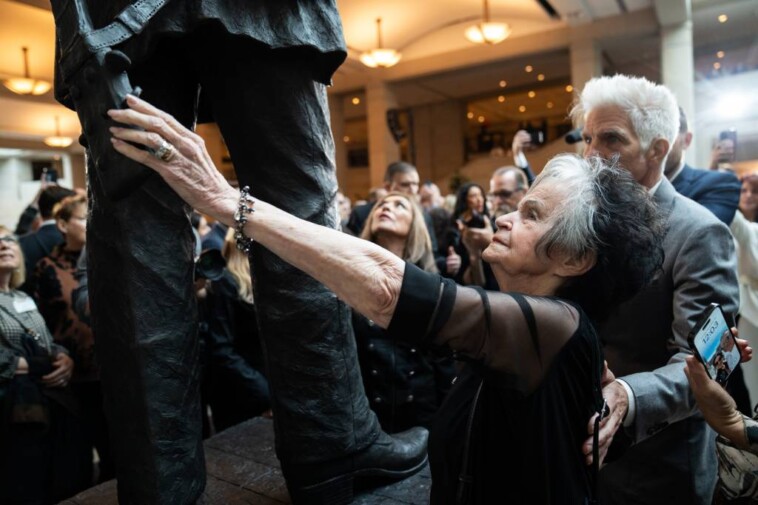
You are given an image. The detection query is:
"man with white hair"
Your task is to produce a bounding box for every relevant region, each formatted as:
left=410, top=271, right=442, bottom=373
left=573, top=75, right=739, bottom=504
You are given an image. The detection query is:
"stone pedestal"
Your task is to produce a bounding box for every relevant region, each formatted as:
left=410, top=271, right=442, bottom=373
left=62, top=418, right=432, bottom=504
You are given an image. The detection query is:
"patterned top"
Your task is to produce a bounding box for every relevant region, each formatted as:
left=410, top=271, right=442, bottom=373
left=30, top=245, right=98, bottom=382
left=0, top=290, right=61, bottom=383
left=716, top=414, right=758, bottom=499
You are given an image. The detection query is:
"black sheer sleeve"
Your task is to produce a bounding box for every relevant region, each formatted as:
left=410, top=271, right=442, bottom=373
left=388, top=262, right=582, bottom=394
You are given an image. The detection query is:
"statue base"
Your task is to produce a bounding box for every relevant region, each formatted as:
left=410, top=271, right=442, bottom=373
left=61, top=417, right=431, bottom=504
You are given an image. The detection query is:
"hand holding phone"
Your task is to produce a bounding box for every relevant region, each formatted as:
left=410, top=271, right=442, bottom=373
left=688, top=304, right=742, bottom=386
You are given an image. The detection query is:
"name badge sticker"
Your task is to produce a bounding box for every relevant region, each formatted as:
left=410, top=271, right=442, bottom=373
left=13, top=296, right=38, bottom=314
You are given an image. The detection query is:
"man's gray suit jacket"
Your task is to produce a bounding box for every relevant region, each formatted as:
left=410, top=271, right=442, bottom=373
left=597, top=178, right=739, bottom=505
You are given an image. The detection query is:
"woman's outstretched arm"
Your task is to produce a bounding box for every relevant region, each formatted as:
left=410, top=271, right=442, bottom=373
left=108, top=95, right=404, bottom=328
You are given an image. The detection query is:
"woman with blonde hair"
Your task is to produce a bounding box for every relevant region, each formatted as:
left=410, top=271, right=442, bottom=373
left=202, top=228, right=269, bottom=432
left=0, top=225, right=80, bottom=504
left=357, top=193, right=455, bottom=433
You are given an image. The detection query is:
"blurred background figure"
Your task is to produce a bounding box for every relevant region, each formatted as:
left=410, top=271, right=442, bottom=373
left=18, top=185, right=75, bottom=287
left=14, top=176, right=58, bottom=237
left=488, top=166, right=529, bottom=218
left=419, top=182, right=444, bottom=210
left=28, top=194, right=114, bottom=485
left=355, top=192, right=455, bottom=433
left=336, top=191, right=352, bottom=234
left=451, top=183, right=497, bottom=288
left=730, top=173, right=758, bottom=409
left=0, top=225, right=82, bottom=504
left=200, top=229, right=271, bottom=434
left=710, top=132, right=737, bottom=171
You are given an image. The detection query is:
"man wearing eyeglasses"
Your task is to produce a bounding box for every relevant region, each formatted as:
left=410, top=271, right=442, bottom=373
left=488, top=166, right=529, bottom=218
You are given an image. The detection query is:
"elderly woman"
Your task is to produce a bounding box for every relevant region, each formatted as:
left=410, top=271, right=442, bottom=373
left=0, top=225, right=77, bottom=504
left=358, top=192, right=455, bottom=433
left=109, top=96, right=665, bottom=503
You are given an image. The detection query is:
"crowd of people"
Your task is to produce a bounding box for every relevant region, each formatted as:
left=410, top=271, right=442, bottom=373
left=1, top=72, right=757, bottom=504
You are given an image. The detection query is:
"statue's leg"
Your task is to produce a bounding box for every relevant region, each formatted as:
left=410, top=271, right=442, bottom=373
left=195, top=33, right=426, bottom=503
left=82, top=43, right=204, bottom=504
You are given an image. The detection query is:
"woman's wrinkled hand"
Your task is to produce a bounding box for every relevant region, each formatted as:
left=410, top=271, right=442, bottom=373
left=41, top=352, right=74, bottom=388
left=108, top=95, right=238, bottom=225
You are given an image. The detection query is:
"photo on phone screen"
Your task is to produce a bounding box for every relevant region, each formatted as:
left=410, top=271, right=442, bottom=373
left=689, top=304, right=741, bottom=385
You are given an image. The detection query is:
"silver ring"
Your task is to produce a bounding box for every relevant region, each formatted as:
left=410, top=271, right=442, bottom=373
left=154, top=138, right=175, bottom=162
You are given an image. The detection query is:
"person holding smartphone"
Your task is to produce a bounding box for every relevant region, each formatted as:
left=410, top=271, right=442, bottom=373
left=685, top=350, right=757, bottom=501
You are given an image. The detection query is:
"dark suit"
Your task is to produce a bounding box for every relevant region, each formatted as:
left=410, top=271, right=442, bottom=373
left=19, top=223, right=63, bottom=276
left=671, top=164, right=741, bottom=225
left=598, top=178, right=739, bottom=504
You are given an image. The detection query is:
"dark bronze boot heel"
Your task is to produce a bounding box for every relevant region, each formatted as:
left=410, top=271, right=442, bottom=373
left=288, top=474, right=354, bottom=505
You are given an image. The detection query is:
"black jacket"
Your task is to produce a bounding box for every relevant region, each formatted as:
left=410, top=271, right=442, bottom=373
left=352, top=310, right=455, bottom=434
left=201, top=272, right=269, bottom=431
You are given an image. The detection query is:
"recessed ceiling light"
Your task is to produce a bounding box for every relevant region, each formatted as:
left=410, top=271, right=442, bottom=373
left=566, top=85, right=574, bottom=93
left=718, top=14, right=728, bottom=23
left=477, top=115, right=486, bottom=123
left=467, top=111, right=474, bottom=119
left=716, top=51, right=725, bottom=58
left=518, top=105, right=526, bottom=112
left=525, top=65, right=533, bottom=73
left=528, top=91, right=536, bottom=98
left=351, top=97, right=361, bottom=105
left=499, top=80, right=507, bottom=88
left=546, top=102, right=554, bottom=109
left=497, top=95, right=505, bottom=103
left=713, top=62, right=721, bottom=70
left=537, top=74, right=545, bottom=81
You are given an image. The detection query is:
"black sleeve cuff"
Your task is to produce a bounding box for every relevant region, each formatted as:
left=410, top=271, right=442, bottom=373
left=387, top=262, right=443, bottom=341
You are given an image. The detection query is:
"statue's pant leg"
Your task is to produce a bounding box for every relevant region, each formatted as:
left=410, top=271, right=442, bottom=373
left=83, top=48, right=205, bottom=504
left=196, top=37, right=380, bottom=467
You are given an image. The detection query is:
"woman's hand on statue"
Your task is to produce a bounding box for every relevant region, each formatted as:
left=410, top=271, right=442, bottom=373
left=108, top=95, right=238, bottom=225
left=41, top=352, right=74, bottom=388
left=684, top=355, right=748, bottom=448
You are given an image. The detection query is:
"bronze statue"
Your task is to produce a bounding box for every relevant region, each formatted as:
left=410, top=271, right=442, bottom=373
left=50, top=1, right=427, bottom=503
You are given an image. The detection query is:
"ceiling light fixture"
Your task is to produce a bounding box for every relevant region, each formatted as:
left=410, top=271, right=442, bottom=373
left=465, top=0, right=511, bottom=45
left=43, top=116, right=73, bottom=148
left=717, top=14, right=727, bottom=23
left=2, top=47, right=52, bottom=96
left=360, top=18, right=401, bottom=68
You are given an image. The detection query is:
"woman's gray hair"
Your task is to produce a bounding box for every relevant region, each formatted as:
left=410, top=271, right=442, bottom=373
left=532, top=154, right=605, bottom=262
left=531, top=153, right=665, bottom=321
left=570, top=74, right=679, bottom=152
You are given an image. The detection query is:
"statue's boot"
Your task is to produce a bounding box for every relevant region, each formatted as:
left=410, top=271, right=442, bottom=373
left=284, top=427, right=429, bottom=504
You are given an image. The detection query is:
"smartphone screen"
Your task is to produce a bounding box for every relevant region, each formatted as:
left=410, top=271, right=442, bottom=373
left=689, top=304, right=741, bottom=385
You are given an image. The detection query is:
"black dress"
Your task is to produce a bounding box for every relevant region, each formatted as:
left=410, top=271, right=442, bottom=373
left=388, top=263, right=605, bottom=504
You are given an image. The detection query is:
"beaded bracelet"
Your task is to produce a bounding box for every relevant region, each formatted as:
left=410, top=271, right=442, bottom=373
left=234, top=186, right=255, bottom=255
